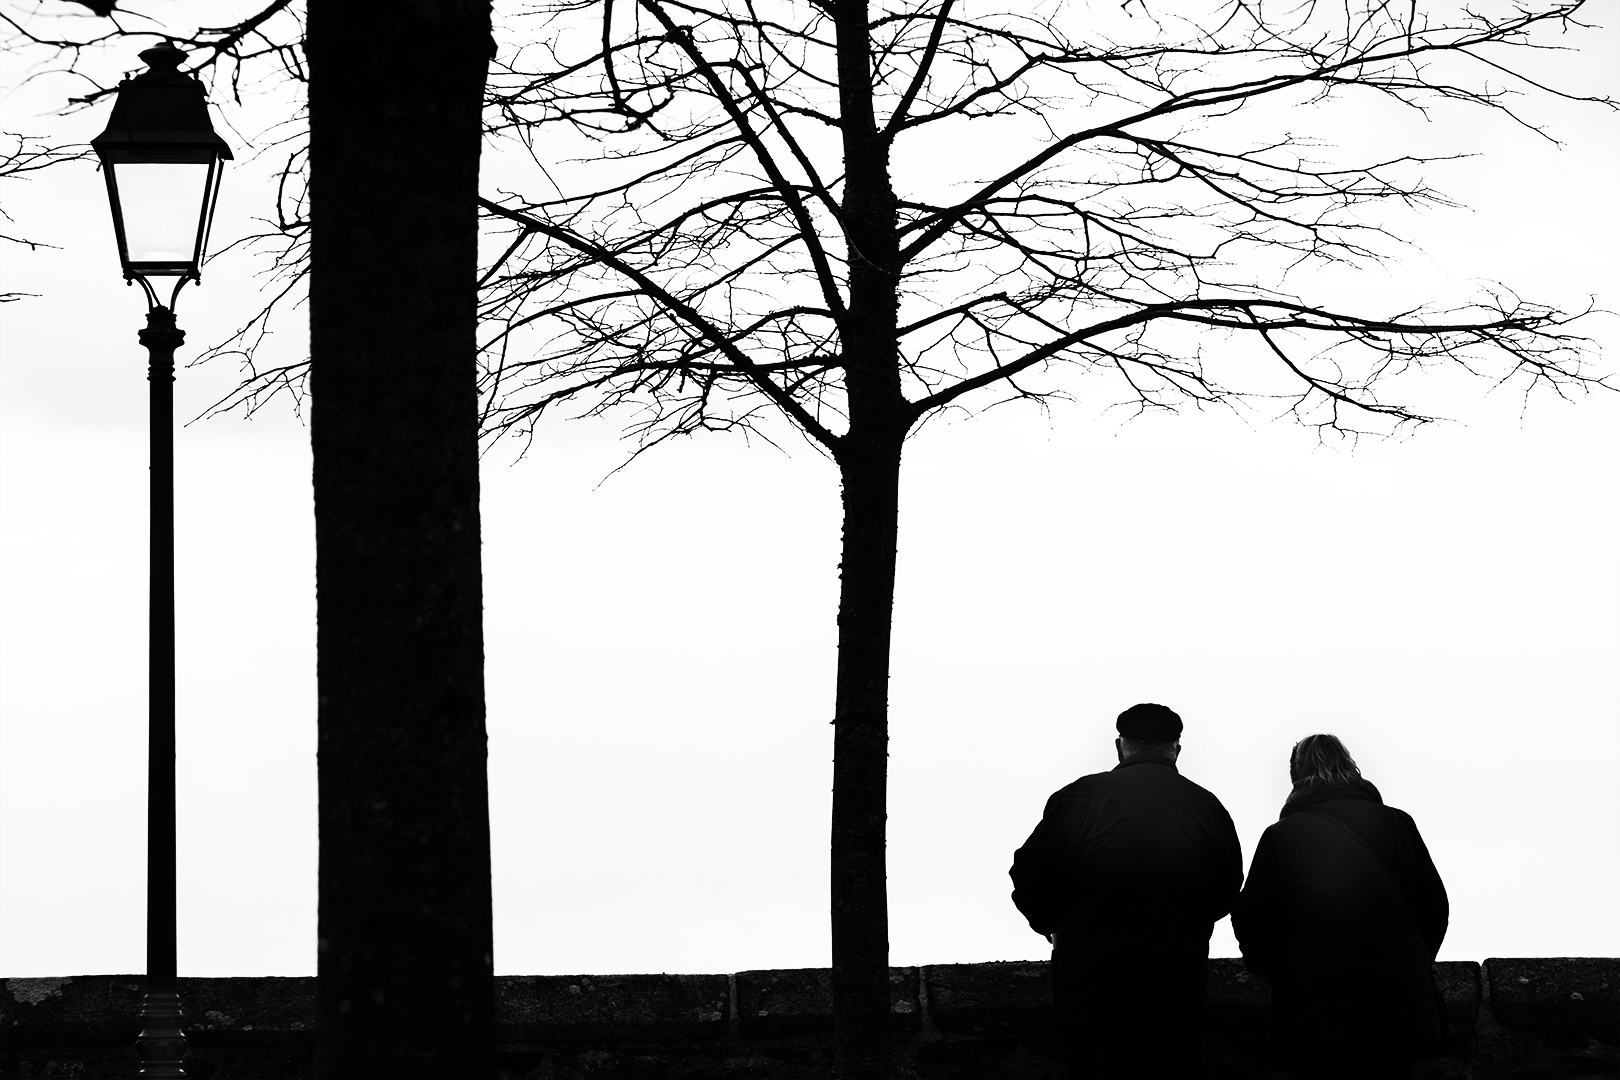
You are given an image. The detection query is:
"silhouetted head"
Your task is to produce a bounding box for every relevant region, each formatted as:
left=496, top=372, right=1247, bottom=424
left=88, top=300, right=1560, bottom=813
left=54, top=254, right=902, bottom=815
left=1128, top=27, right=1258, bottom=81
left=1288, top=733, right=1362, bottom=788
left=1115, top=703, right=1182, bottom=763
left=1282, top=732, right=1382, bottom=814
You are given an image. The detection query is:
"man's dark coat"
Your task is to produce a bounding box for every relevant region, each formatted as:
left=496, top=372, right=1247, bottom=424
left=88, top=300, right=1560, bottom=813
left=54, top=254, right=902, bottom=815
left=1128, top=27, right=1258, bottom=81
left=1010, top=752, right=1243, bottom=1026
left=1231, top=782, right=1449, bottom=1054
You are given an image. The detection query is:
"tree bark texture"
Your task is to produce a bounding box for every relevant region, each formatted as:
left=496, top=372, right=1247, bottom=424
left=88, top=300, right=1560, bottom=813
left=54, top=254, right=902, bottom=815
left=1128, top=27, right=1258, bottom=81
left=306, top=4, right=494, bottom=1077
left=830, top=437, right=904, bottom=1080
left=830, top=3, right=908, bottom=1076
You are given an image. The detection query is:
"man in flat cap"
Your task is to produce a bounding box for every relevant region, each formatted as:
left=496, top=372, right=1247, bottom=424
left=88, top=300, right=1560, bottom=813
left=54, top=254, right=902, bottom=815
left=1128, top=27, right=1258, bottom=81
left=1011, top=703, right=1242, bottom=1079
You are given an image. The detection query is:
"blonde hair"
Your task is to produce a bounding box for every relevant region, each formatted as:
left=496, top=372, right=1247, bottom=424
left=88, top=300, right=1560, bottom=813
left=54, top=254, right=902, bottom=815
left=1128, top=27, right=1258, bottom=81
left=1289, top=733, right=1363, bottom=788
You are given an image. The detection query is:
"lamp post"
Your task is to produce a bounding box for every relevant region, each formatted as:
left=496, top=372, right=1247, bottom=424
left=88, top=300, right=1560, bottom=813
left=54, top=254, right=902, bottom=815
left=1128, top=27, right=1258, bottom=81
left=91, top=41, right=231, bottom=1080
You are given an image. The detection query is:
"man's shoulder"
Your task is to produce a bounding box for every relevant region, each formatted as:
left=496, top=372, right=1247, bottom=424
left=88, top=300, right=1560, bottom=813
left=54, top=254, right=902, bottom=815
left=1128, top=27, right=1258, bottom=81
left=1175, top=770, right=1234, bottom=809
left=1045, top=764, right=1234, bottom=820
left=1177, top=772, right=1240, bottom=829
left=1049, top=771, right=1106, bottom=799
left=1043, top=770, right=1112, bottom=809
left=1119, top=766, right=1240, bottom=834
left=1114, top=758, right=1228, bottom=799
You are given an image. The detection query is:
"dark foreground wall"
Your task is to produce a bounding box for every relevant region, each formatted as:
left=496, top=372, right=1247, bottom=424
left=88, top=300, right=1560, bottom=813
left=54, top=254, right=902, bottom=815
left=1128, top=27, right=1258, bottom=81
left=3, top=958, right=1616, bottom=1079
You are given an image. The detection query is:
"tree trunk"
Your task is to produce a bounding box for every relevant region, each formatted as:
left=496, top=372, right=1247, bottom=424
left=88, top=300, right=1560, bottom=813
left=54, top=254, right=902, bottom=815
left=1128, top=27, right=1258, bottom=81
left=306, top=4, right=494, bottom=1077
left=830, top=436, right=905, bottom=1079
left=830, top=2, right=907, bottom=1075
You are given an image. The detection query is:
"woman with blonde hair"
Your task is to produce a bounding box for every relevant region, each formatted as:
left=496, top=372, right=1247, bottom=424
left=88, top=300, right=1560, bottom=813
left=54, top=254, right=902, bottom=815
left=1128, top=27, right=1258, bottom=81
left=1233, top=734, right=1449, bottom=1079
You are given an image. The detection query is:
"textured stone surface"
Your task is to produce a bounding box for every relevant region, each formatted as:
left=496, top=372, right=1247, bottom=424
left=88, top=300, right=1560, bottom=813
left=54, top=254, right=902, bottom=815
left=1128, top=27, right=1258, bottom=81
left=1, top=976, right=143, bottom=1048
left=1206, top=957, right=1271, bottom=1012
left=1430, top=961, right=1482, bottom=1060
left=0, top=975, right=317, bottom=1079
left=923, top=961, right=1050, bottom=1037
left=496, top=973, right=729, bottom=1043
left=2, top=959, right=1615, bottom=1079
left=734, top=967, right=920, bottom=1038
left=1485, top=957, right=1620, bottom=1038
left=1472, top=958, right=1620, bottom=1080
left=180, top=976, right=316, bottom=1038
left=1203, top=959, right=1279, bottom=1078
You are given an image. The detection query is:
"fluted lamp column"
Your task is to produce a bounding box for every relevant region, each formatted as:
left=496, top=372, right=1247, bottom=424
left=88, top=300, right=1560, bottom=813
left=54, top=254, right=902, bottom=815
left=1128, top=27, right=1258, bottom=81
left=90, top=40, right=232, bottom=1080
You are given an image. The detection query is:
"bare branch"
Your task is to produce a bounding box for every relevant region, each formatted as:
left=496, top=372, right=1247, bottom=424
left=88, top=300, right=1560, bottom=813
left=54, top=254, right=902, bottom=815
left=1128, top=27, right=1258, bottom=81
left=480, top=194, right=842, bottom=452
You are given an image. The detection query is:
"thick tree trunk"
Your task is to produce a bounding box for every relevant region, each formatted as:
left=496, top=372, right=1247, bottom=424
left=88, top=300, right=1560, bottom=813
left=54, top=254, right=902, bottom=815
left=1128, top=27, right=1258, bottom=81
left=306, top=4, right=494, bottom=1077
left=830, top=2, right=907, bottom=1076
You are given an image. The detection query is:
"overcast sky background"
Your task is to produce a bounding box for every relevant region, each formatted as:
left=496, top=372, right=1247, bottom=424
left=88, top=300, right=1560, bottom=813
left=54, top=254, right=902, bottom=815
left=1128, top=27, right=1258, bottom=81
left=1, top=2, right=1616, bottom=978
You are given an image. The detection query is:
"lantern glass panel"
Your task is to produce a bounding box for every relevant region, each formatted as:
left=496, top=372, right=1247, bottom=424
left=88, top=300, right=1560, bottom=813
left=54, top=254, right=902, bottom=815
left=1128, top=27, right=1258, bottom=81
left=111, top=160, right=211, bottom=267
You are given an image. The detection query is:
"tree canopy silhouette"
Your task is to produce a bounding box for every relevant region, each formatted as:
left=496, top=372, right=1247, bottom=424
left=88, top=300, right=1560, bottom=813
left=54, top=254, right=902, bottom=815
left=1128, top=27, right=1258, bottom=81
left=471, top=2, right=1610, bottom=1073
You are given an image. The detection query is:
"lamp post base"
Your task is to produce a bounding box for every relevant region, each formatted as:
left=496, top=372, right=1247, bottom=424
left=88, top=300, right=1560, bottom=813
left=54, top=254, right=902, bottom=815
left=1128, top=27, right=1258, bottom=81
left=136, top=989, right=187, bottom=1078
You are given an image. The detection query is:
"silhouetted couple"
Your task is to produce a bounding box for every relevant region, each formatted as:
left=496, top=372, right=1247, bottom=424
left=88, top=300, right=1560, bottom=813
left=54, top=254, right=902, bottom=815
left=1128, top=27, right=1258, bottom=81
left=1011, top=704, right=1449, bottom=1080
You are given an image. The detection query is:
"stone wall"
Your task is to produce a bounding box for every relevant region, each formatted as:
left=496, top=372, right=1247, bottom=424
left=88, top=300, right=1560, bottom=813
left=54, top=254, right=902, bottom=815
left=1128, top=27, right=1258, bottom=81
left=3, top=958, right=1615, bottom=1078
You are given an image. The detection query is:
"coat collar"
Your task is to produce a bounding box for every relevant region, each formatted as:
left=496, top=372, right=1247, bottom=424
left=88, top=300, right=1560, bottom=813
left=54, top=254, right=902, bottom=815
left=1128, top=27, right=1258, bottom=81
left=1114, top=751, right=1179, bottom=772
left=1280, top=780, right=1383, bottom=817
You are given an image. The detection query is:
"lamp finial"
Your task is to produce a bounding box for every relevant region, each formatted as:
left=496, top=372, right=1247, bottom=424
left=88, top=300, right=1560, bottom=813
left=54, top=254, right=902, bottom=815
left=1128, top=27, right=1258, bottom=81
left=137, top=41, right=186, bottom=74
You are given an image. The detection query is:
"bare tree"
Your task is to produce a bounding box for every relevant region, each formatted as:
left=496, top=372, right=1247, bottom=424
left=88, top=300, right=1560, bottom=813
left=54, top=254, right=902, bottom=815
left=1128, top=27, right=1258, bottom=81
left=473, top=2, right=1612, bottom=1073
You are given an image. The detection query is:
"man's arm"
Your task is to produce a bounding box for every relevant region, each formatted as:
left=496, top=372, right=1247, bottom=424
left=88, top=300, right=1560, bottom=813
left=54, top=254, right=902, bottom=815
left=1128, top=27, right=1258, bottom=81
left=1231, top=830, right=1279, bottom=983
left=1010, top=795, right=1065, bottom=937
left=1212, top=800, right=1244, bottom=922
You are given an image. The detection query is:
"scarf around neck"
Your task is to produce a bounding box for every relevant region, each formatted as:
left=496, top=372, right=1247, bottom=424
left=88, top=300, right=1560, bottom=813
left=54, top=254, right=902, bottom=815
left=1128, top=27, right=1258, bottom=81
left=1279, top=777, right=1384, bottom=818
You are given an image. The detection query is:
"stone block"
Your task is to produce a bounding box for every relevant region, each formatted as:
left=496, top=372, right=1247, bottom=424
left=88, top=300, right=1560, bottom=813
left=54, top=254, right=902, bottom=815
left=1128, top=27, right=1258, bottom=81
left=734, top=967, right=920, bottom=1038
left=1485, top=957, right=1620, bottom=1040
left=1472, top=1025, right=1620, bottom=1080
left=171, top=976, right=316, bottom=1078
left=1, top=976, right=143, bottom=1049
left=923, top=961, right=1051, bottom=1038
left=496, top=973, right=729, bottom=1044
left=1204, top=958, right=1270, bottom=1013
left=1429, top=961, right=1480, bottom=1060
left=1410, top=964, right=1478, bottom=1079
left=913, top=1034, right=1063, bottom=1080
left=1, top=976, right=317, bottom=1078
left=1202, top=959, right=1277, bottom=1079
left=177, top=976, right=316, bottom=1040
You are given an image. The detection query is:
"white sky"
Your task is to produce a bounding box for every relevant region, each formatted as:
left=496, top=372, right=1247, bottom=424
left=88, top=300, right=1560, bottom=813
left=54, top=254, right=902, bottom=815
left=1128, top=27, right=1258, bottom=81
left=1, top=3, right=1616, bottom=978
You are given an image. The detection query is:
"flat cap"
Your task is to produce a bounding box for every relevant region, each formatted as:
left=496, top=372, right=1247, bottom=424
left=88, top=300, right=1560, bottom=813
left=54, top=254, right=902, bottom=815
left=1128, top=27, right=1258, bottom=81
left=1116, top=702, right=1182, bottom=742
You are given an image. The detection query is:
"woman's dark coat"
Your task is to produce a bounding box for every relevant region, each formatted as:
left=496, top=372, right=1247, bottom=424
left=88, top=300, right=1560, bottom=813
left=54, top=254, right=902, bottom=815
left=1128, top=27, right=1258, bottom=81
left=1232, top=783, right=1449, bottom=1054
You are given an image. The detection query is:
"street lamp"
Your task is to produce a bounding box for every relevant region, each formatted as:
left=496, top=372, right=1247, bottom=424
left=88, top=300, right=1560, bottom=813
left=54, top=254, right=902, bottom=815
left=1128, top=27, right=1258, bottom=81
left=91, top=41, right=232, bottom=1080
